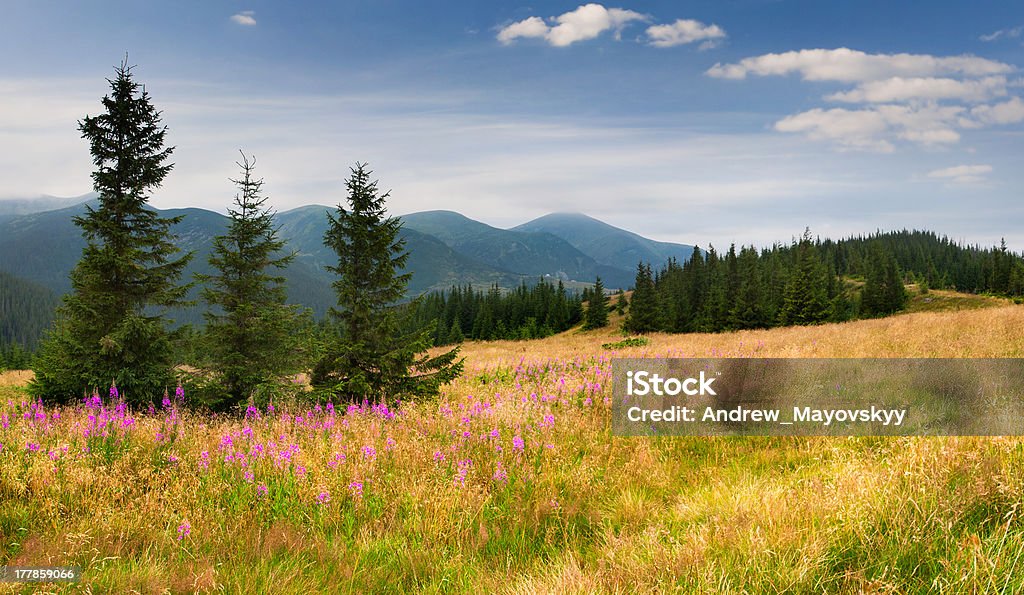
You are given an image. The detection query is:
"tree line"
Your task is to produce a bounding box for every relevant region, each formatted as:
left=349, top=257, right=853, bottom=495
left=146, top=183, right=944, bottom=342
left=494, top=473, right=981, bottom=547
left=623, top=228, right=1024, bottom=334
left=401, top=280, right=585, bottom=344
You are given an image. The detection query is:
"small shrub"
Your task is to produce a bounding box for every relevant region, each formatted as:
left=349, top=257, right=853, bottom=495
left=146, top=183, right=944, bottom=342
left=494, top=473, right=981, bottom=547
left=601, top=337, right=649, bottom=350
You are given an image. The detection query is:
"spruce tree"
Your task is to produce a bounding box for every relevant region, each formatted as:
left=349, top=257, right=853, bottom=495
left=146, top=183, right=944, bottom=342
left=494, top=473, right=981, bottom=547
left=31, top=60, right=191, bottom=404
left=198, top=153, right=302, bottom=410
left=311, top=163, right=462, bottom=402
left=624, top=263, right=660, bottom=333
left=778, top=229, right=829, bottom=326
left=615, top=289, right=628, bottom=315
left=861, top=245, right=907, bottom=317
left=583, top=277, right=609, bottom=330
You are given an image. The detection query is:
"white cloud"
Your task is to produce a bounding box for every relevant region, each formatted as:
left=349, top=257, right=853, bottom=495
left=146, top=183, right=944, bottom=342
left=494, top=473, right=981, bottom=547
left=496, top=16, right=548, bottom=44
left=497, top=4, right=646, bottom=47
left=710, top=47, right=1023, bottom=151
left=230, top=11, right=257, bottom=26
left=774, top=103, right=971, bottom=152
left=967, top=96, right=1024, bottom=125
left=646, top=19, right=725, bottom=48
left=980, top=26, right=1022, bottom=42
left=774, top=108, right=894, bottom=152
left=827, top=76, right=1007, bottom=104
left=706, top=48, right=1013, bottom=82
left=548, top=5, right=645, bottom=46
left=927, top=164, right=993, bottom=184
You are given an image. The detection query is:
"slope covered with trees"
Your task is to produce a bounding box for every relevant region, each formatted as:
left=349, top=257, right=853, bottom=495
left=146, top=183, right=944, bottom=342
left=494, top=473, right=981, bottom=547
left=625, top=229, right=1022, bottom=334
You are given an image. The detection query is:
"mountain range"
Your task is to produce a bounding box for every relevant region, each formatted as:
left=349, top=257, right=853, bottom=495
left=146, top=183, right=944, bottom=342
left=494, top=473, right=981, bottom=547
left=0, top=196, right=697, bottom=336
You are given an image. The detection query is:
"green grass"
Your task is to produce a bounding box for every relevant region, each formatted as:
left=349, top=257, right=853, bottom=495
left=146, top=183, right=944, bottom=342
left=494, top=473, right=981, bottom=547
left=904, top=288, right=1009, bottom=313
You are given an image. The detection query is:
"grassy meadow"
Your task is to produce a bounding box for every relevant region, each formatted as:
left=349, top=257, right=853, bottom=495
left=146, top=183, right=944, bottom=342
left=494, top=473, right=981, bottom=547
left=2, top=291, right=1024, bottom=593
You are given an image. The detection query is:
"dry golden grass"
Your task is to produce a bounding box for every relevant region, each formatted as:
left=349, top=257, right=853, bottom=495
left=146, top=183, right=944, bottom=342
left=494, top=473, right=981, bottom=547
left=1, top=298, right=1023, bottom=593
left=456, top=302, right=1024, bottom=368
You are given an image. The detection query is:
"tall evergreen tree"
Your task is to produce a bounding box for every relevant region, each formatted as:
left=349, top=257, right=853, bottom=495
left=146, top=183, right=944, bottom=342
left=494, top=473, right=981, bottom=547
left=614, top=289, right=628, bottom=315
left=778, top=229, right=829, bottom=326
left=198, top=153, right=303, bottom=410
left=311, top=163, right=462, bottom=402
left=624, top=263, right=660, bottom=333
left=861, top=245, right=907, bottom=317
left=583, top=277, right=609, bottom=330
left=31, top=60, right=191, bottom=404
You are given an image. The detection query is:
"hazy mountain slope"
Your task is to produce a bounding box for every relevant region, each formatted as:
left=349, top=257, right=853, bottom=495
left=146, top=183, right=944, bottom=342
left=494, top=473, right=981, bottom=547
left=0, top=193, right=97, bottom=217
left=514, top=212, right=699, bottom=272
left=401, top=210, right=633, bottom=288
left=0, top=270, right=59, bottom=349
left=276, top=206, right=526, bottom=298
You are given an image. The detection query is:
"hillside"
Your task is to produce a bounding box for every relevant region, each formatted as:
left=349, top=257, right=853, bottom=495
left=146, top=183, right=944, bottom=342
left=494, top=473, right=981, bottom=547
left=2, top=299, right=1024, bottom=592
left=0, top=270, right=59, bottom=349
left=276, top=206, right=526, bottom=302
left=401, top=210, right=634, bottom=288
left=0, top=192, right=95, bottom=217
left=514, top=212, right=699, bottom=272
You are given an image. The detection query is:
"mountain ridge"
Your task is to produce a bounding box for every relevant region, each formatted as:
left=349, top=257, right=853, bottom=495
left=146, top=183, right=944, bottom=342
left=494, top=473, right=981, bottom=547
left=0, top=201, right=695, bottom=336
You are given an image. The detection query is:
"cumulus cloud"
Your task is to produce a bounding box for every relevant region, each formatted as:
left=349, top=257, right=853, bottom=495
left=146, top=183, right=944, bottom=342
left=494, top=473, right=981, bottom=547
left=775, top=103, right=970, bottom=151
left=966, top=96, right=1024, bottom=126
left=774, top=108, right=894, bottom=152
left=927, top=164, right=993, bottom=184
left=230, top=11, right=257, bottom=26
left=827, top=76, right=1007, bottom=104
left=496, top=16, right=548, bottom=44
left=497, top=4, right=646, bottom=47
left=706, top=48, right=1013, bottom=82
left=980, top=26, right=1022, bottom=42
left=709, top=47, right=1023, bottom=152
left=646, top=19, right=726, bottom=48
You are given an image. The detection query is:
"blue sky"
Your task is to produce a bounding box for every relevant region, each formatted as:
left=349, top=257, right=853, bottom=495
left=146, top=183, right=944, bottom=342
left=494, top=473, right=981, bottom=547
left=1, top=1, right=1022, bottom=249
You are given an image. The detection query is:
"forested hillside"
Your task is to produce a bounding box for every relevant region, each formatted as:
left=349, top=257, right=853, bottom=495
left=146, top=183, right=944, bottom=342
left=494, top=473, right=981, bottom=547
left=0, top=271, right=59, bottom=367
left=624, top=229, right=1024, bottom=334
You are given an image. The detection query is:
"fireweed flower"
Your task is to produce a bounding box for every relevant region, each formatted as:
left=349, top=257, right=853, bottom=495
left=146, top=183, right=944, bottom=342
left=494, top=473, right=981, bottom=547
left=349, top=481, right=363, bottom=498
left=26, top=442, right=40, bottom=452
left=433, top=450, right=445, bottom=463
left=177, top=520, right=191, bottom=540
left=362, top=445, right=377, bottom=461
left=109, top=384, right=119, bottom=399
left=512, top=436, right=525, bottom=452
left=385, top=437, right=396, bottom=451
left=256, top=483, right=269, bottom=497
left=493, top=462, right=508, bottom=483
left=316, top=491, right=331, bottom=505
left=454, top=459, right=472, bottom=487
